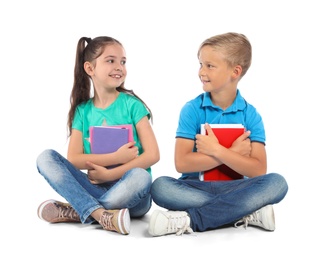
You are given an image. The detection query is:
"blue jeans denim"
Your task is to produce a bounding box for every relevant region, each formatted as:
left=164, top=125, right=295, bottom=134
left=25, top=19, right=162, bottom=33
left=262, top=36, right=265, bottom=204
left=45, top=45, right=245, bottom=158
left=37, top=149, right=152, bottom=224
left=150, top=173, right=288, bottom=232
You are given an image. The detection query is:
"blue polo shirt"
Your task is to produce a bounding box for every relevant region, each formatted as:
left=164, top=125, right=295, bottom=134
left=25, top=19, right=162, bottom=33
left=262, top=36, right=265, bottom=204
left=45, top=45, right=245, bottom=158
left=176, top=89, right=265, bottom=178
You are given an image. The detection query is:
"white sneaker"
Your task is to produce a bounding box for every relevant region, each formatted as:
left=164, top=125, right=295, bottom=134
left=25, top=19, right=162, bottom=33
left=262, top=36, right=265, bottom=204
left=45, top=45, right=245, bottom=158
left=149, top=210, right=193, bottom=236
left=234, top=205, right=275, bottom=231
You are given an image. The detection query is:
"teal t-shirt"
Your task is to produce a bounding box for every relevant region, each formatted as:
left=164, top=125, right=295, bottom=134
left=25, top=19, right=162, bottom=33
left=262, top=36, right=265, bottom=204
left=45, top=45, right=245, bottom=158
left=72, top=92, right=151, bottom=173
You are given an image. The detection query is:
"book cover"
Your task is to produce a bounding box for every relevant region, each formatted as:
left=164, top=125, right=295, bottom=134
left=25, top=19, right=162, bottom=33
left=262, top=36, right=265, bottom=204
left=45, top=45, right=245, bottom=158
left=199, top=124, right=245, bottom=181
left=89, top=125, right=132, bottom=154
left=104, top=124, right=134, bottom=143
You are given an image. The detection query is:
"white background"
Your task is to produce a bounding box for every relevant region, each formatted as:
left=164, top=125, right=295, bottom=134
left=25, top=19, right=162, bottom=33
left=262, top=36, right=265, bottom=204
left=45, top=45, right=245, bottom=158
left=1, top=0, right=327, bottom=259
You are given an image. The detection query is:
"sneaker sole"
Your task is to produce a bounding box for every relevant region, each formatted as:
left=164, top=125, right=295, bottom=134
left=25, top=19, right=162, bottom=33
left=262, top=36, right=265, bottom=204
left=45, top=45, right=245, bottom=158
left=37, top=199, right=56, bottom=221
left=118, top=208, right=130, bottom=235
left=148, top=210, right=161, bottom=236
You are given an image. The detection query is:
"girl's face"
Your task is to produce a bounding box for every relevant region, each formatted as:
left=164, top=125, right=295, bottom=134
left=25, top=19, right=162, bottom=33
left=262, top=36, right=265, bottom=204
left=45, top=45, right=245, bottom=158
left=90, top=43, right=127, bottom=89
left=198, top=45, right=234, bottom=93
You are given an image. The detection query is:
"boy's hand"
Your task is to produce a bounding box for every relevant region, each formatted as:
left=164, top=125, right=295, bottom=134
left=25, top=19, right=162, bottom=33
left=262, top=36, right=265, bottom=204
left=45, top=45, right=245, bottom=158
left=196, top=124, right=251, bottom=158
left=195, top=123, right=220, bottom=156
left=230, top=130, right=251, bottom=157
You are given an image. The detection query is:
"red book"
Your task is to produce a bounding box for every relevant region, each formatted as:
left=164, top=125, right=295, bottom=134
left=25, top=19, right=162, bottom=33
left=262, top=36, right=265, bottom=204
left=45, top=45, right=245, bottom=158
left=199, top=124, right=245, bottom=181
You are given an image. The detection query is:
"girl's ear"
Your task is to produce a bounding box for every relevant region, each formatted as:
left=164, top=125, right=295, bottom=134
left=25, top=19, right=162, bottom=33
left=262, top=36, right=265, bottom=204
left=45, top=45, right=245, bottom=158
left=84, top=61, right=94, bottom=76
left=232, top=65, right=242, bottom=79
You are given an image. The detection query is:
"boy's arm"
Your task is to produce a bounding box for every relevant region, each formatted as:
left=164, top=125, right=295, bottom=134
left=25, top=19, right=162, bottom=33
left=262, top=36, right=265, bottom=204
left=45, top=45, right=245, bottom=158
left=175, top=138, right=222, bottom=174
left=210, top=142, right=267, bottom=178
left=195, top=124, right=267, bottom=177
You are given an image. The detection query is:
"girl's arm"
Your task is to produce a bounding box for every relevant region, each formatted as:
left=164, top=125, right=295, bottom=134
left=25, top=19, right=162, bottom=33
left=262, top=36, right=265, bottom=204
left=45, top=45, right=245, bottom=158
left=107, top=116, right=160, bottom=176
left=67, top=129, right=139, bottom=170
left=86, top=116, right=160, bottom=183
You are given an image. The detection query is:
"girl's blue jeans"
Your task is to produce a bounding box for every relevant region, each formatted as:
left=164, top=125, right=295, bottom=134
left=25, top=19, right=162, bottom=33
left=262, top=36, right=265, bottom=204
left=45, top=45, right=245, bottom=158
left=150, top=173, right=288, bottom=232
left=37, top=149, right=152, bottom=224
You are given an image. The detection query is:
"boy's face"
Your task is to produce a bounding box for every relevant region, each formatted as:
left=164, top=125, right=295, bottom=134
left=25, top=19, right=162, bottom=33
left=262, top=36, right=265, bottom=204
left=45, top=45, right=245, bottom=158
left=198, top=46, right=235, bottom=92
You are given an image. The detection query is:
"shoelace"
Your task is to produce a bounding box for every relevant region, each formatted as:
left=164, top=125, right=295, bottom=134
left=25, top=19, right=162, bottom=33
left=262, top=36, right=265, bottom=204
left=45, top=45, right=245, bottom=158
left=57, top=204, right=80, bottom=221
left=234, top=210, right=261, bottom=229
left=99, top=211, right=115, bottom=231
left=167, top=215, right=193, bottom=236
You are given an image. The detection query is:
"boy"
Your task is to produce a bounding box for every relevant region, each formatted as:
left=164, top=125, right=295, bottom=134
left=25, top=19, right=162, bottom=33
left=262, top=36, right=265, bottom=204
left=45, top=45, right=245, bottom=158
left=148, top=32, right=288, bottom=236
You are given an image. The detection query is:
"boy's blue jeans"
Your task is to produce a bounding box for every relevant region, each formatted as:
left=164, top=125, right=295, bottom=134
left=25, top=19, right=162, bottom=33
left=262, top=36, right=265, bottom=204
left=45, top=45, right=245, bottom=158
left=150, top=173, right=288, bottom=232
left=37, top=149, right=152, bottom=224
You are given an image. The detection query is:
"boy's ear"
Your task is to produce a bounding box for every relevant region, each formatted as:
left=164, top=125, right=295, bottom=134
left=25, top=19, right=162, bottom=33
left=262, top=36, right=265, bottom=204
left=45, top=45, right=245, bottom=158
left=232, top=65, right=242, bottom=79
left=84, top=61, right=94, bottom=76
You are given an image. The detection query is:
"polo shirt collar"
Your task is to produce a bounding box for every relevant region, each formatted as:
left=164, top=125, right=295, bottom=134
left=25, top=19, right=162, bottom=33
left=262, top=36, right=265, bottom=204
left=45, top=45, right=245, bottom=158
left=202, top=89, right=246, bottom=112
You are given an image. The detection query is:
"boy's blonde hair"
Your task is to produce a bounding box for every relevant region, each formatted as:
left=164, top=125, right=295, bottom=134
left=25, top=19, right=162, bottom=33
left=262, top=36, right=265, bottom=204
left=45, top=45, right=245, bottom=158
left=198, top=32, right=252, bottom=78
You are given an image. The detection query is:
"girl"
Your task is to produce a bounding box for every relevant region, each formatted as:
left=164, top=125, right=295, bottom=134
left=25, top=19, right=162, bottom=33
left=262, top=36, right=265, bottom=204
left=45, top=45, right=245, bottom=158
left=37, top=36, right=160, bottom=235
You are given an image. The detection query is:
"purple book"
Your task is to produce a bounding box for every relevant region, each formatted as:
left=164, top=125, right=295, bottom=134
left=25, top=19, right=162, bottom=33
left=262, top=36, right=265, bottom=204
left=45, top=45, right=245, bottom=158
left=90, top=126, right=130, bottom=154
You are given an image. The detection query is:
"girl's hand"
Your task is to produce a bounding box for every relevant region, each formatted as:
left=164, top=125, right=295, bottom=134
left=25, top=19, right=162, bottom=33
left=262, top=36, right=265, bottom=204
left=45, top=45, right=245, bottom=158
left=86, top=161, right=111, bottom=184
left=115, top=141, right=139, bottom=164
